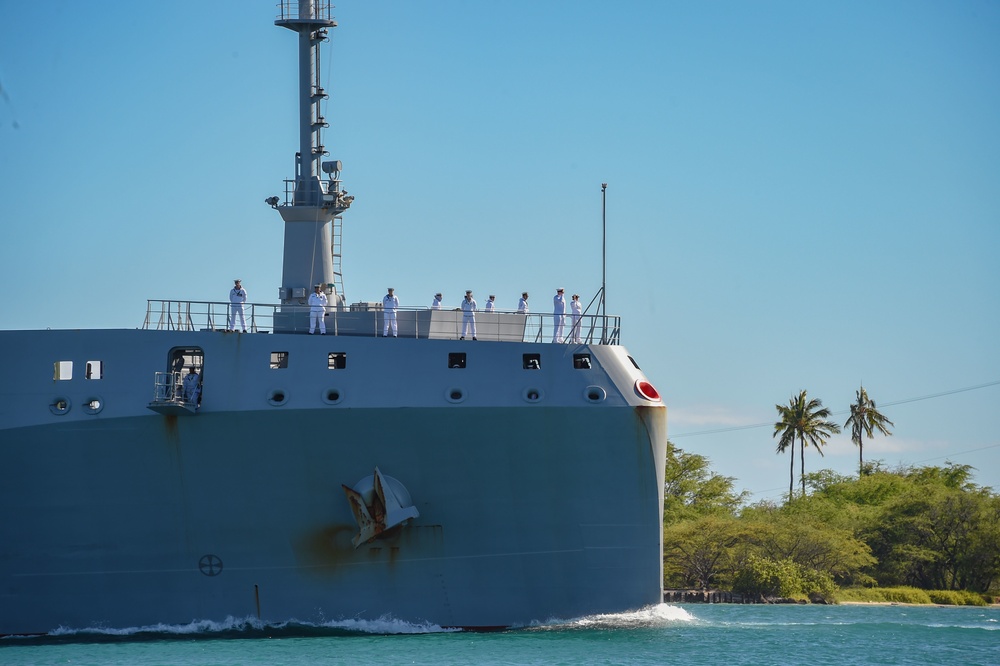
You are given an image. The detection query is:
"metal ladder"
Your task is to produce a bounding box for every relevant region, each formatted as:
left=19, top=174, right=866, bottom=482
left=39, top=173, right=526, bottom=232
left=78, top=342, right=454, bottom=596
left=331, top=214, right=345, bottom=303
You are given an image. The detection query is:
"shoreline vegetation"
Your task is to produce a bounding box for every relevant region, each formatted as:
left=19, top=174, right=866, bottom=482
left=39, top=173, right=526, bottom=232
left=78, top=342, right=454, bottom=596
left=661, top=442, right=1000, bottom=606
left=663, top=587, right=997, bottom=606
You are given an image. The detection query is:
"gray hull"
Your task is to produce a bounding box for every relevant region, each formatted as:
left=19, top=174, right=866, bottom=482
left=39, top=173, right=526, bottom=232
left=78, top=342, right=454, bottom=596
left=0, top=329, right=666, bottom=634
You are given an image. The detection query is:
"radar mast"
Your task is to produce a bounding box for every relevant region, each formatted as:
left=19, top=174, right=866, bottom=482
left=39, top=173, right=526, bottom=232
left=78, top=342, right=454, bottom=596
left=272, top=0, right=353, bottom=313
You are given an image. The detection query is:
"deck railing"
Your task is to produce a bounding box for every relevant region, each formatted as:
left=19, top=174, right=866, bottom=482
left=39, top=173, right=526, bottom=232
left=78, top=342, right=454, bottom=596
left=141, top=300, right=621, bottom=345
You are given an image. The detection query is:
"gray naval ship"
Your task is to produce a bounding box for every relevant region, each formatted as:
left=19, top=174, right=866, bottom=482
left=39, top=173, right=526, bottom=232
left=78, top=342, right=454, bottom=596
left=0, top=1, right=667, bottom=635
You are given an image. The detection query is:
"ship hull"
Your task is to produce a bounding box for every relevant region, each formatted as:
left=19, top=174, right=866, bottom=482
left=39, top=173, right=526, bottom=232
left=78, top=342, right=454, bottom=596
left=0, top=329, right=666, bottom=634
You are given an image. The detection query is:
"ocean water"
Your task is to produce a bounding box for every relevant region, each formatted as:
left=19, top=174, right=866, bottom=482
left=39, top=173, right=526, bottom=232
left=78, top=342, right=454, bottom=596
left=1, top=603, right=997, bottom=666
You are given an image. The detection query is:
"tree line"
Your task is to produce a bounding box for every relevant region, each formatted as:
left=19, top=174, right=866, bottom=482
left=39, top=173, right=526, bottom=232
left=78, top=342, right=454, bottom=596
left=662, top=442, right=1000, bottom=603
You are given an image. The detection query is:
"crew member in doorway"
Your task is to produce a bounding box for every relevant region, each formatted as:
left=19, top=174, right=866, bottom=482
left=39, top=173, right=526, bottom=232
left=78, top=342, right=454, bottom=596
left=461, top=290, right=477, bottom=340
left=383, top=287, right=399, bottom=337
left=182, top=368, right=201, bottom=406
left=228, top=279, right=248, bottom=332
left=309, top=284, right=328, bottom=334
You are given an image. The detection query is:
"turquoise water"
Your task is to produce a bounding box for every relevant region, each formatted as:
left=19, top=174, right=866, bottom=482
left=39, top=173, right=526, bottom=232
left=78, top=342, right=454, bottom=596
left=2, top=604, right=997, bottom=665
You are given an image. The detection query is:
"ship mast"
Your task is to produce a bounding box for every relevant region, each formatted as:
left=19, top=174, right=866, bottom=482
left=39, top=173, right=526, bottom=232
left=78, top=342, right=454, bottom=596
left=273, top=0, right=353, bottom=309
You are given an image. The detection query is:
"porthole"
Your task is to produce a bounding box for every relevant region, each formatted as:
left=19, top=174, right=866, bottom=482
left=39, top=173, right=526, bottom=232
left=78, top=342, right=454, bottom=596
left=82, top=397, right=104, bottom=415
left=322, top=388, right=343, bottom=405
left=49, top=397, right=71, bottom=415
left=584, top=386, right=607, bottom=403
left=267, top=389, right=288, bottom=406
left=522, top=387, right=544, bottom=403
left=445, top=387, right=466, bottom=404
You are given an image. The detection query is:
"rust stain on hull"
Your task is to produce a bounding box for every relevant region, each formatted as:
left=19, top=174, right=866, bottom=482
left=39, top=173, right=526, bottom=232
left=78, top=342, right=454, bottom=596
left=295, top=524, right=443, bottom=578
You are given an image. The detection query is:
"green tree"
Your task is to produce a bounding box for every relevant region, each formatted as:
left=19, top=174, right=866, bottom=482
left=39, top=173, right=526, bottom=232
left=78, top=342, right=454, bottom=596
left=663, top=514, right=747, bottom=589
left=731, top=553, right=806, bottom=600
left=741, top=500, right=876, bottom=587
left=865, top=466, right=1000, bottom=592
left=663, top=441, right=748, bottom=524
left=844, top=386, right=894, bottom=476
left=774, top=390, right=841, bottom=500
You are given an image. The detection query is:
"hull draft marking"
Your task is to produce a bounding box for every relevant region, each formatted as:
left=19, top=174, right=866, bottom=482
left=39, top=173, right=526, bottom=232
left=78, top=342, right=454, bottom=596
left=342, top=467, right=420, bottom=548
left=198, top=554, right=224, bottom=576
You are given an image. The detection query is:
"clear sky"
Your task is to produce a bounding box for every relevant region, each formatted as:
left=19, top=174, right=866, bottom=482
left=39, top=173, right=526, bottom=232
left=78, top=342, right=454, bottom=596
left=2, top=1, right=998, bottom=502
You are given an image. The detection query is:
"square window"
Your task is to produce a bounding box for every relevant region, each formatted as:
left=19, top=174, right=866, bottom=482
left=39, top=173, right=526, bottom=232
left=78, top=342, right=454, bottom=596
left=523, top=353, right=541, bottom=370
left=448, top=352, right=467, bottom=369
left=573, top=354, right=592, bottom=370
left=54, top=360, right=73, bottom=380
left=86, top=360, right=104, bottom=379
left=328, top=352, right=347, bottom=370
left=270, top=351, right=289, bottom=369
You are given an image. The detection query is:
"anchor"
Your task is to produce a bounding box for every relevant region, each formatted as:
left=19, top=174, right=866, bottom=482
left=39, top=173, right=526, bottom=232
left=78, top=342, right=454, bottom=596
left=342, top=467, right=420, bottom=548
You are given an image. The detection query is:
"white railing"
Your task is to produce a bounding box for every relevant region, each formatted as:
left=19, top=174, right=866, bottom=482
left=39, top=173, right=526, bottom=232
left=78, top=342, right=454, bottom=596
left=141, top=300, right=621, bottom=345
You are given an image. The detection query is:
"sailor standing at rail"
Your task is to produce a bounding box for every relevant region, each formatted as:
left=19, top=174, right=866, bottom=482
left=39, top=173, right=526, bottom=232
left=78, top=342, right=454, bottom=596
left=382, top=287, right=399, bottom=337
left=460, top=290, right=477, bottom=340
left=431, top=293, right=443, bottom=310
left=485, top=295, right=496, bottom=312
left=569, top=293, right=583, bottom=343
left=308, top=284, right=328, bottom=335
left=228, top=279, right=248, bottom=332
left=517, top=292, right=529, bottom=314
left=552, top=287, right=566, bottom=343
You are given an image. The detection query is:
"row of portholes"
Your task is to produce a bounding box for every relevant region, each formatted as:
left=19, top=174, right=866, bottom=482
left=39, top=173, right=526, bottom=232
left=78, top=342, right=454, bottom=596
left=49, top=397, right=104, bottom=415
left=51, top=387, right=611, bottom=413
left=266, top=385, right=609, bottom=407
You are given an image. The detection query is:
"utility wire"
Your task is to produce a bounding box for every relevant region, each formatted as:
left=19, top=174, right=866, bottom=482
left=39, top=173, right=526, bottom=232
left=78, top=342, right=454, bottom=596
left=671, top=380, right=1000, bottom=439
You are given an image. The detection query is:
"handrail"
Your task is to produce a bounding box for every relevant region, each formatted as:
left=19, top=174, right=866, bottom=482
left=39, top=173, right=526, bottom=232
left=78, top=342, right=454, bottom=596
left=141, top=300, right=621, bottom=345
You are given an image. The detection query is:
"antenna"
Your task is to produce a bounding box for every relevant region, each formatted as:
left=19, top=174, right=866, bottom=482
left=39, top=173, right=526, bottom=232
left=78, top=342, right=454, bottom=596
left=601, top=182, right=608, bottom=344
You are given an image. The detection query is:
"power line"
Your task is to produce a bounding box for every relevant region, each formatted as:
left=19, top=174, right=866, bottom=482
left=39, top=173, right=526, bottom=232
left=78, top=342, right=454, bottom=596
left=878, top=380, right=1000, bottom=408
left=910, top=442, right=1000, bottom=465
left=670, top=379, right=1000, bottom=439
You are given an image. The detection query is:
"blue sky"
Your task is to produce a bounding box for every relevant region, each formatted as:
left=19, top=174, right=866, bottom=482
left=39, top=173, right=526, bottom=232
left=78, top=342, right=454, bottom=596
left=2, top=1, right=998, bottom=502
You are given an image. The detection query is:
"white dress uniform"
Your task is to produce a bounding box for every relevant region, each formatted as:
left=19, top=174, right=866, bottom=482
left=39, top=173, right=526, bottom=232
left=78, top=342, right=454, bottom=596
left=517, top=295, right=529, bottom=314
left=485, top=297, right=496, bottom=312
left=461, top=294, right=477, bottom=339
left=431, top=294, right=443, bottom=310
left=383, top=290, right=399, bottom=337
left=182, top=371, right=201, bottom=404
left=552, top=290, right=566, bottom=343
left=569, top=296, right=583, bottom=343
left=228, top=283, right=248, bottom=332
left=308, top=289, right=328, bottom=334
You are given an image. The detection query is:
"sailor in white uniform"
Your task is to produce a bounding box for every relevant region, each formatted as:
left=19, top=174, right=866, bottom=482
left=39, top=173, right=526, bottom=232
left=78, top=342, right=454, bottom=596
left=182, top=369, right=201, bottom=405
left=569, top=293, right=583, bottom=343
left=485, top=295, right=496, bottom=312
left=517, top=292, right=529, bottom=314
left=431, top=293, right=443, bottom=310
left=308, top=284, right=328, bottom=334
left=552, top=288, right=566, bottom=343
left=228, top=279, right=248, bottom=332
left=382, top=287, right=399, bottom=337
left=460, top=290, right=477, bottom=340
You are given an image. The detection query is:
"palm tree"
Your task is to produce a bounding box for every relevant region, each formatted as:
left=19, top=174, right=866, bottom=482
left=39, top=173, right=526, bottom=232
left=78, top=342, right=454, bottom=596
left=844, top=385, right=894, bottom=476
left=774, top=390, right=841, bottom=499
left=773, top=412, right=796, bottom=503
